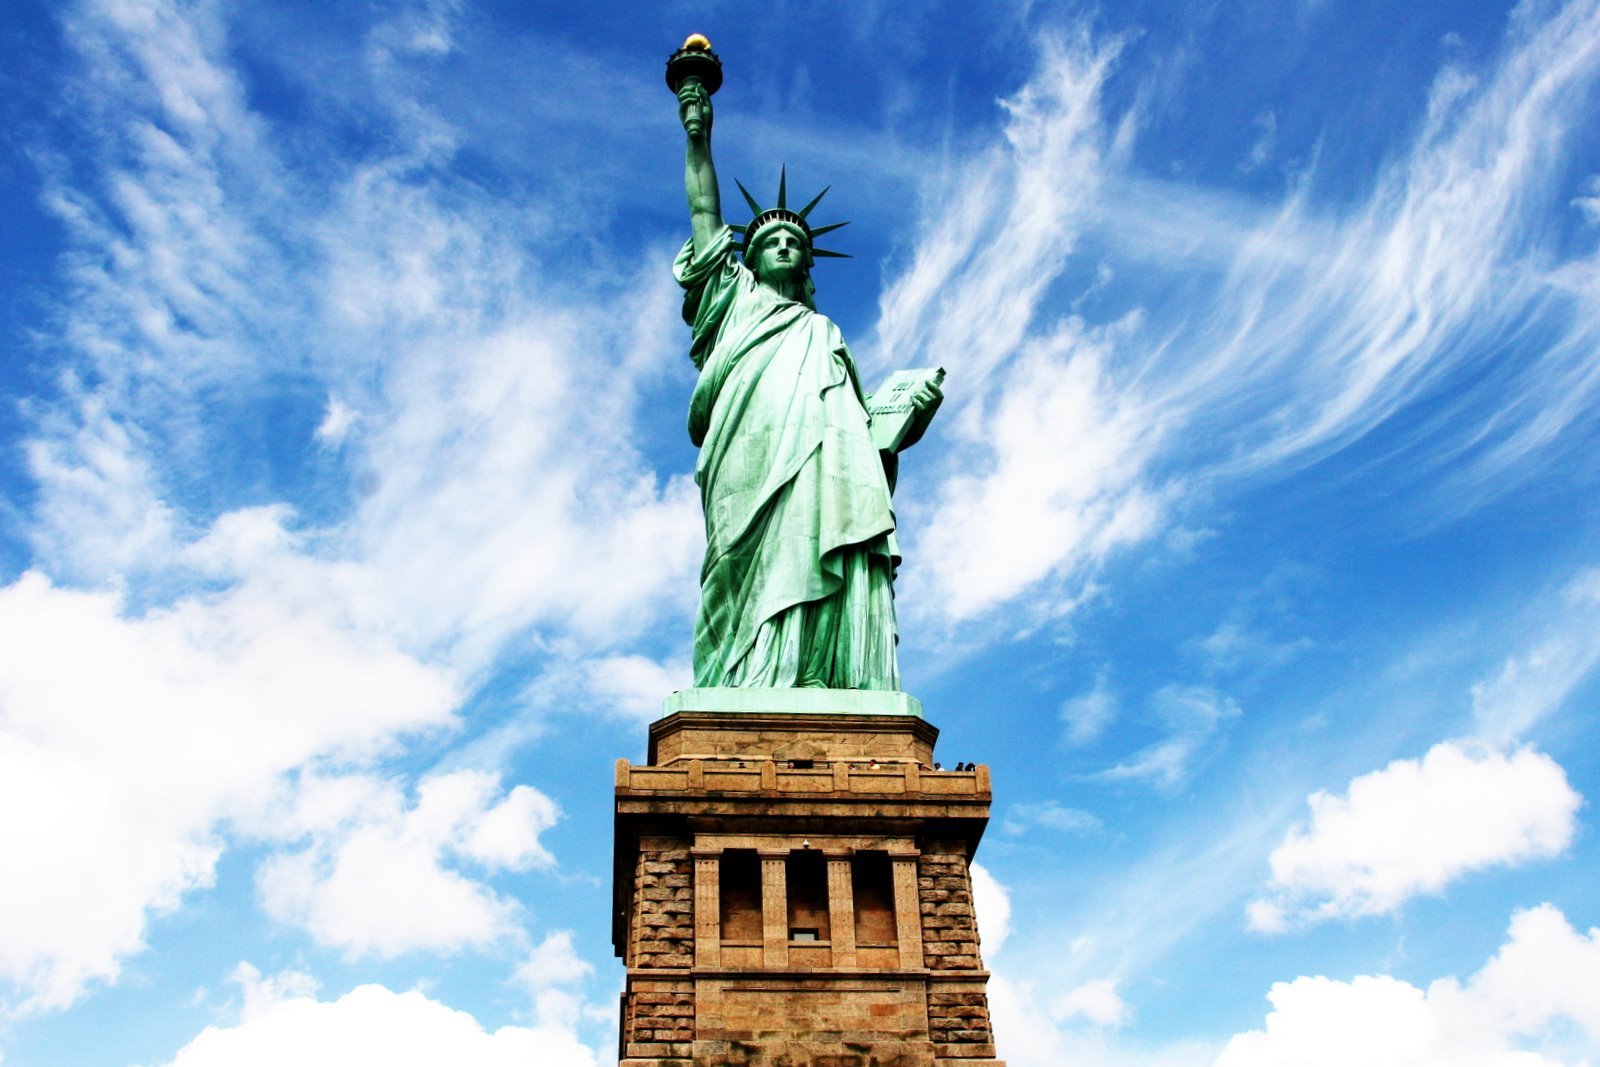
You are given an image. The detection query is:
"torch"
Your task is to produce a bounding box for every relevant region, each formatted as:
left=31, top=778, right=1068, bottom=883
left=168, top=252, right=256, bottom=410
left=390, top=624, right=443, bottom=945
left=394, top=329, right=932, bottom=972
left=666, top=34, right=722, bottom=136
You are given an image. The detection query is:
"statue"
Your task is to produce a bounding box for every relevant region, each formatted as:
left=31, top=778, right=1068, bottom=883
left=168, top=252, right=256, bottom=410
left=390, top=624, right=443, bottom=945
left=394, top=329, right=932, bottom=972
left=670, top=36, right=942, bottom=692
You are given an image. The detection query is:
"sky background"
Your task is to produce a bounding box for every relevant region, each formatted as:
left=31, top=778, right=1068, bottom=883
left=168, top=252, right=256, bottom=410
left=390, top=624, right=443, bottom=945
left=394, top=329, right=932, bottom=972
left=2, top=0, right=1600, bottom=1064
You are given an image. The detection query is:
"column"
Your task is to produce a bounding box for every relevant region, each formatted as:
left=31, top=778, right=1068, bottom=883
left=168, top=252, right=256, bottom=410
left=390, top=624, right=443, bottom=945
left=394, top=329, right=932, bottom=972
left=825, top=851, right=857, bottom=968
left=692, top=848, right=720, bottom=969
left=891, top=850, right=923, bottom=969
left=759, top=849, right=789, bottom=969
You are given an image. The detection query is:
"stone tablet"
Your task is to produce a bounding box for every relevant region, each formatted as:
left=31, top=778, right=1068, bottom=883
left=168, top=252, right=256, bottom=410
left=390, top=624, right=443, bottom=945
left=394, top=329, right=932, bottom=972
left=867, top=367, right=946, bottom=452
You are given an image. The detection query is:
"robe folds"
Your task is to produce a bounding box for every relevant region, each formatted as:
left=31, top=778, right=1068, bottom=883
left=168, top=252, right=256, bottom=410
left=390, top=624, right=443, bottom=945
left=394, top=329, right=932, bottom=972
left=675, top=226, right=900, bottom=690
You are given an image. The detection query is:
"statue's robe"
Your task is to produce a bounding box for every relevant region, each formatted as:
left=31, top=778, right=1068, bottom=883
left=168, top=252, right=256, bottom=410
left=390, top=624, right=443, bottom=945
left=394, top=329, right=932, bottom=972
left=676, top=226, right=899, bottom=690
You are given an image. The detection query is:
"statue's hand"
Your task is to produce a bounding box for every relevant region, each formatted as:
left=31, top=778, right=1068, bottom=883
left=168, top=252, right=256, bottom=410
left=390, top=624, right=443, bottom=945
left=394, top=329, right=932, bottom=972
left=894, top=377, right=944, bottom=454
left=679, top=80, right=712, bottom=141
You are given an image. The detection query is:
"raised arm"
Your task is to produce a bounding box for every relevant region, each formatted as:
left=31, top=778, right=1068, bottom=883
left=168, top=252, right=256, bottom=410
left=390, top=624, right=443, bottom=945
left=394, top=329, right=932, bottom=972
left=679, top=80, right=723, bottom=256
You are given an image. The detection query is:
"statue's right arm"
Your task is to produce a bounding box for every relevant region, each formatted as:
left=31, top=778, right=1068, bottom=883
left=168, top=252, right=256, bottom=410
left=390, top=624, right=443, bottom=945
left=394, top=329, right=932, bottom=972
left=680, top=81, right=723, bottom=258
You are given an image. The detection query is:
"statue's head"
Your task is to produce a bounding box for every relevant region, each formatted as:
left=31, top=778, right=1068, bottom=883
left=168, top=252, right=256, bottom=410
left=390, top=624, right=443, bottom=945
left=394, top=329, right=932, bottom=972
left=734, top=170, right=848, bottom=308
left=747, top=219, right=813, bottom=289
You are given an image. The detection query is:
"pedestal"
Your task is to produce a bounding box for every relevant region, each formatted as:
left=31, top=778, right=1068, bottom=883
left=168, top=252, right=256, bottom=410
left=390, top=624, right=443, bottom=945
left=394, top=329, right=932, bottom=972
left=613, top=688, right=1006, bottom=1066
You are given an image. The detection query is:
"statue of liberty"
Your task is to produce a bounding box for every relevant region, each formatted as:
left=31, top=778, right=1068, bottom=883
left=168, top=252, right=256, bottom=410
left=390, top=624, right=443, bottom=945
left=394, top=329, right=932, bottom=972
left=671, top=37, right=942, bottom=691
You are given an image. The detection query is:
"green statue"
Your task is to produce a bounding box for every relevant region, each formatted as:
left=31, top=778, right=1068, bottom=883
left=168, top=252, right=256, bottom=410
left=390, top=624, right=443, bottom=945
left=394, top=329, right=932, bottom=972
left=671, top=38, right=942, bottom=691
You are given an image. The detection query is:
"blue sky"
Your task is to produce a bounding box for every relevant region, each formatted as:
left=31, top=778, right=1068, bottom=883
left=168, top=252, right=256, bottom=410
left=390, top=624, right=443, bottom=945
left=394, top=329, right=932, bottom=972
left=2, top=0, right=1599, bottom=1063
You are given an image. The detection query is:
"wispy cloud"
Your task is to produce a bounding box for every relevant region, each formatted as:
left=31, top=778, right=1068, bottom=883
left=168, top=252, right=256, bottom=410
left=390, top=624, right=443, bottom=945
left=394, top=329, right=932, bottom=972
left=4, top=0, right=702, bottom=1014
left=1001, top=800, right=1102, bottom=837
left=881, top=0, right=1600, bottom=630
left=1059, top=670, right=1118, bottom=747
left=1471, top=567, right=1600, bottom=743
left=1096, top=684, right=1242, bottom=792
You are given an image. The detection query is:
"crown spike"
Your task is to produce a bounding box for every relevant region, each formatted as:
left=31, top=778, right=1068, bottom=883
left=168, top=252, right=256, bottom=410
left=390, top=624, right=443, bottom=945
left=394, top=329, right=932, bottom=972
left=736, top=175, right=849, bottom=261
left=797, top=185, right=831, bottom=220
left=728, top=223, right=748, bottom=233
left=734, top=179, right=764, bottom=217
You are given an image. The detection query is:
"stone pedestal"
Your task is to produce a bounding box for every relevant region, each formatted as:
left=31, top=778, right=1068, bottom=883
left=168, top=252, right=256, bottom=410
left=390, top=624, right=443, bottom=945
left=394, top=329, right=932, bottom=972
left=613, top=689, right=1005, bottom=1066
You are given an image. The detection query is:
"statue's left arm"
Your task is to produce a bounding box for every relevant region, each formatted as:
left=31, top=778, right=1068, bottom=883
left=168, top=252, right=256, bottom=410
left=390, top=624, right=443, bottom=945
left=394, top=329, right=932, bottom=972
left=893, top=378, right=944, bottom=453
left=875, top=378, right=943, bottom=494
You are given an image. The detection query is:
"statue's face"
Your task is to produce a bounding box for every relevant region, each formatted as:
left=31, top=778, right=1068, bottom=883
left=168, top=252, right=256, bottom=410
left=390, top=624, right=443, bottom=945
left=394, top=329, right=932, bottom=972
left=752, top=228, right=808, bottom=287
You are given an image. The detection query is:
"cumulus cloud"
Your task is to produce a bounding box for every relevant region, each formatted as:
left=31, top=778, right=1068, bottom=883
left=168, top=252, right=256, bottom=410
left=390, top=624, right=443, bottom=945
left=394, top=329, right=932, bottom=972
left=1249, top=742, right=1581, bottom=930
left=1218, top=905, right=1600, bottom=1066
left=315, top=396, right=359, bottom=446
left=1053, top=978, right=1131, bottom=1029
left=989, top=972, right=1217, bottom=1066
left=159, top=968, right=597, bottom=1067
left=582, top=654, right=695, bottom=721
left=970, top=862, right=1013, bottom=957
left=2, top=0, right=697, bottom=1016
left=0, top=570, right=458, bottom=1014
left=509, top=930, right=603, bottom=1042
left=256, top=770, right=558, bottom=958
left=512, top=931, right=592, bottom=993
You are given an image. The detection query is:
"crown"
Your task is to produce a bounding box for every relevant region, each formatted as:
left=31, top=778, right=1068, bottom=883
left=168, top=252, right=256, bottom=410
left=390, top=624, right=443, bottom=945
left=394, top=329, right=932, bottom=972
left=730, top=166, right=850, bottom=261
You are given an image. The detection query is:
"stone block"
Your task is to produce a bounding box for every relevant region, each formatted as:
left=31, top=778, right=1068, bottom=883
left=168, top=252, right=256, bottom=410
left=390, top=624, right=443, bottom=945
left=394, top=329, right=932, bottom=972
left=616, top=704, right=1003, bottom=1065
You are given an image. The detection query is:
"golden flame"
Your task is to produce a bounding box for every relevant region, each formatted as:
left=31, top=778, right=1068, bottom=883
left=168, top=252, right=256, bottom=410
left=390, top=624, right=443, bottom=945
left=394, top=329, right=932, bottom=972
left=682, top=33, right=712, bottom=52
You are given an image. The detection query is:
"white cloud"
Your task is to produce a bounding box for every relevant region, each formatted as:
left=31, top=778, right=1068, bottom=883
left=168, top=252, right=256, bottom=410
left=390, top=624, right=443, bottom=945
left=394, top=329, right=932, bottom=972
left=0, top=570, right=458, bottom=1014
left=1182, top=565, right=1319, bottom=695
left=1574, top=174, right=1600, bottom=225
left=989, top=973, right=1219, bottom=1067
left=506, top=930, right=600, bottom=1045
left=1250, top=741, right=1581, bottom=929
left=512, top=931, right=592, bottom=993
left=231, top=962, right=320, bottom=1022
left=1060, top=670, right=1118, bottom=747
left=315, top=396, right=359, bottom=445
left=1052, top=978, right=1132, bottom=1029
left=1471, top=567, right=1600, bottom=743
left=970, top=862, right=1013, bottom=957
left=879, top=0, right=1600, bottom=629
left=870, top=34, right=1169, bottom=626
left=984, top=901, right=1600, bottom=1066
left=1241, top=111, right=1277, bottom=173
left=5, top=0, right=703, bottom=1013
left=158, top=974, right=597, bottom=1067
left=24, top=397, right=179, bottom=581
left=873, top=31, right=1121, bottom=386
left=1098, top=684, right=1241, bottom=791
left=1218, top=905, right=1600, bottom=1066
left=256, top=770, right=557, bottom=958
left=582, top=654, right=695, bottom=721
left=916, top=323, right=1165, bottom=622
left=1001, top=801, right=1102, bottom=837
left=1168, top=0, right=1600, bottom=494
left=37, top=0, right=705, bottom=667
